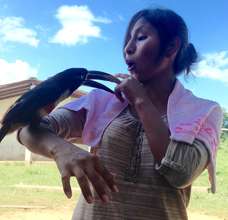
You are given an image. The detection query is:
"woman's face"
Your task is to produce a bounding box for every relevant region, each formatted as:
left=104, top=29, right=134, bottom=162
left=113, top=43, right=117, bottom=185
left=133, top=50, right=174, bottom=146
left=124, top=18, right=166, bottom=82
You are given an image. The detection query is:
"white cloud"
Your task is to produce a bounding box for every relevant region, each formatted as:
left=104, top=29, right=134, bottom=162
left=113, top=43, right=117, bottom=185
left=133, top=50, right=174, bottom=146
left=0, top=16, right=39, bottom=47
left=193, top=51, right=228, bottom=84
left=0, top=58, right=38, bottom=85
left=50, top=5, right=111, bottom=46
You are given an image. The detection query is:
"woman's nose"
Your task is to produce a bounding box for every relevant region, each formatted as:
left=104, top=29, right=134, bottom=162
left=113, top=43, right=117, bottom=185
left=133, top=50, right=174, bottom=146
left=124, top=39, right=135, bottom=55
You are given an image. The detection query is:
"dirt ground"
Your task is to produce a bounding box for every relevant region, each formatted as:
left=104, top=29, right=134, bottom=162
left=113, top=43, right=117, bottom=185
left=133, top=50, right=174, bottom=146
left=0, top=184, right=226, bottom=220
left=0, top=208, right=225, bottom=220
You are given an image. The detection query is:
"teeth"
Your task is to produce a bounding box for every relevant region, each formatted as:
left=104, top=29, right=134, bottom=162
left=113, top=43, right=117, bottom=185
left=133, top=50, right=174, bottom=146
left=127, top=62, right=134, bottom=67
left=128, top=63, right=133, bottom=67
left=127, top=62, right=135, bottom=70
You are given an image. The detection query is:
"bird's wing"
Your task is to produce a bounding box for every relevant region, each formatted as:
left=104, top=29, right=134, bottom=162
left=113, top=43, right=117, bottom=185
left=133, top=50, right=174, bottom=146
left=1, top=81, right=65, bottom=125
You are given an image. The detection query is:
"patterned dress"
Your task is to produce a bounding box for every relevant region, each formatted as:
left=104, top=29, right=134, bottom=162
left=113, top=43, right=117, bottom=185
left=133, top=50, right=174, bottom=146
left=71, top=108, right=207, bottom=220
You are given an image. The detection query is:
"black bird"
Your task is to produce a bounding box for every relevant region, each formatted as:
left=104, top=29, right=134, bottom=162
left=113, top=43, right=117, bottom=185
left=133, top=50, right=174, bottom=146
left=0, top=68, right=120, bottom=142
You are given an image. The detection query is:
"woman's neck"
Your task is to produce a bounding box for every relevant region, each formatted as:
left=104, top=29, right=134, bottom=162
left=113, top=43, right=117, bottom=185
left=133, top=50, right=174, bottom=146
left=143, top=73, right=176, bottom=114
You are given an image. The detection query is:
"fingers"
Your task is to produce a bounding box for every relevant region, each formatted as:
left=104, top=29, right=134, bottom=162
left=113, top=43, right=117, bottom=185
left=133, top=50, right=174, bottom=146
left=94, top=157, right=118, bottom=193
left=114, top=86, right=124, bottom=102
left=61, top=166, right=93, bottom=203
left=57, top=150, right=119, bottom=204
left=114, top=73, right=130, bottom=79
left=114, top=74, right=126, bottom=102
left=85, top=168, right=110, bottom=203
left=61, top=175, right=72, bottom=198
left=73, top=167, right=94, bottom=203
left=84, top=156, right=118, bottom=203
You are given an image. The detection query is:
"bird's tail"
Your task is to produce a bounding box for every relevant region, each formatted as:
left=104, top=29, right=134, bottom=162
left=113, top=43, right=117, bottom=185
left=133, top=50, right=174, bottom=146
left=0, top=124, right=10, bottom=143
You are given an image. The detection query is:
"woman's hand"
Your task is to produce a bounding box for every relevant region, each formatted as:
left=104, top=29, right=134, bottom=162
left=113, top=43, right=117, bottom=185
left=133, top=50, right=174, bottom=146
left=53, top=143, right=118, bottom=204
left=18, top=110, right=118, bottom=204
left=114, top=73, right=149, bottom=105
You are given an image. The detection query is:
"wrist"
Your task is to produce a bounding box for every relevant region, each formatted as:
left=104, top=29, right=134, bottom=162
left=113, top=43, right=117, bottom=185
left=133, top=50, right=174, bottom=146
left=134, top=95, right=150, bottom=110
left=51, top=139, right=82, bottom=161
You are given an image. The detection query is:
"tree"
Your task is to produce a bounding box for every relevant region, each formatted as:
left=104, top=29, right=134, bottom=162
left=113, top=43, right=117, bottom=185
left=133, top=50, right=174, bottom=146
left=221, top=108, right=228, bottom=143
left=222, top=108, right=228, bottom=128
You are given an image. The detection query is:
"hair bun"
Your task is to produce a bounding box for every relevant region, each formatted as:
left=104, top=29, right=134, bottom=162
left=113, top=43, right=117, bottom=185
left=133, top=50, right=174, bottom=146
left=185, top=43, right=198, bottom=73
left=174, top=43, right=198, bottom=74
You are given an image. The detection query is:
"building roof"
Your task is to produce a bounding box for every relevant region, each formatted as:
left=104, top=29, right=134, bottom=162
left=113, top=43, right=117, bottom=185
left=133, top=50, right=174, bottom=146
left=0, top=78, right=86, bottom=100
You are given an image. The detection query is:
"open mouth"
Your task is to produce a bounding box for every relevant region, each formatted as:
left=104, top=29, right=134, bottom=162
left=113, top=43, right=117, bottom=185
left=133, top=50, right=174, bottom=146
left=126, top=61, right=136, bottom=71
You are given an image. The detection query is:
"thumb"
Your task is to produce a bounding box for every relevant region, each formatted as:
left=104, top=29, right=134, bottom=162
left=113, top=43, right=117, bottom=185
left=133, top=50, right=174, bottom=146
left=114, top=85, right=124, bottom=102
left=114, top=73, right=130, bottom=79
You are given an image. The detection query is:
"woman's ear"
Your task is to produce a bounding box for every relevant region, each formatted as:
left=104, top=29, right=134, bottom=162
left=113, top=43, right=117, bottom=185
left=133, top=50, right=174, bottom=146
left=165, top=37, right=181, bottom=59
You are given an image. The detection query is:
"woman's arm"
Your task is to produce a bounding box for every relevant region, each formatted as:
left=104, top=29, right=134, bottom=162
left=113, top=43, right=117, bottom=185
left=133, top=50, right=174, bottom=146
left=134, top=99, right=209, bottom=188
left=18, top=108, right=86, bottom=158
left=156, top=139, right=209, bottom=189
left=18, top=108, right=118, bottom=203
left=115, top=75, right=210, bottom=188
left=115, top=76, right=170, bottom=163
left=134, top=97, right=170, bottom=163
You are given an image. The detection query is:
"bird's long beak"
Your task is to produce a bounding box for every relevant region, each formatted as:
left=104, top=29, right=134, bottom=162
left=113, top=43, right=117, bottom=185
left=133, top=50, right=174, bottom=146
left=86, top=70, right=121, bottom=84
left=83, top=70, right=121, bottom=93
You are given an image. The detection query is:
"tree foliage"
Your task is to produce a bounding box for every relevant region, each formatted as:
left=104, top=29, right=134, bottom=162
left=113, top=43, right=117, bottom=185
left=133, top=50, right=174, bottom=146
left=222, top=108, right=228, bottom=129
left=221, top=108, right=228, bottom=143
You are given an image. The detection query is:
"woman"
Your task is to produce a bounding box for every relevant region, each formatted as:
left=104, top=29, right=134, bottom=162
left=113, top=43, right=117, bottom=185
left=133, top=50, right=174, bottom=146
left=18, top=8, right=223, bottom=220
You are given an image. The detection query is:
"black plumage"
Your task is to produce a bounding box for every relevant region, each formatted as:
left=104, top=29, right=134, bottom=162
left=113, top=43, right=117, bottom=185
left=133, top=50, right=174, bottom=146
left=0, top=68, right=120, bottom=142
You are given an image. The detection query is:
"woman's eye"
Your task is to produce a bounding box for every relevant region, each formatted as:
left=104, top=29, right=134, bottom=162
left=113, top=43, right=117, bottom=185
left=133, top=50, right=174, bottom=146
left=137, top=35, right=147, bottom=41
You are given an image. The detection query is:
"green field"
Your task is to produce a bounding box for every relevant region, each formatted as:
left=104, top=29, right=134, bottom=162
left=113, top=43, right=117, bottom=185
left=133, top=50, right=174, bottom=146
left=0, top=139, right=227, bottom=219
left=189, top=139, right=228, bottom=218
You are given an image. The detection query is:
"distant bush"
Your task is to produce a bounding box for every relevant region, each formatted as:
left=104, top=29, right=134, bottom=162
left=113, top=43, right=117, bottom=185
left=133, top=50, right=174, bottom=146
left=220, top=130, right=228, bottom=146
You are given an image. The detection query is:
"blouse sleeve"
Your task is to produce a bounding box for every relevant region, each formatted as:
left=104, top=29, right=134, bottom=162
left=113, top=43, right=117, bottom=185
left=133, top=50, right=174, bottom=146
left=156, top=139, right=209, bottom=189
left=39, top=108, right=85, bottom=141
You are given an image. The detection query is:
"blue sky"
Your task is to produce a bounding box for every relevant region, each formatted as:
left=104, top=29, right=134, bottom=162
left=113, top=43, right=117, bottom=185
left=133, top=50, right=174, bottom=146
left=0, top=0, right=227, bottom=110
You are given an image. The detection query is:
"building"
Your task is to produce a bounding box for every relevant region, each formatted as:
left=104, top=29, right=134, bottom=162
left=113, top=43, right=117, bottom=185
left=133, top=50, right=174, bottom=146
left=0, top=78, right=87, bottom=161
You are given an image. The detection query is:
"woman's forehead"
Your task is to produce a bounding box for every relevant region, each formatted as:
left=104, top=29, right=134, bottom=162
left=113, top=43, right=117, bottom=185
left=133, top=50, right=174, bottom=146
left=130, top=18, right=157, bottom=35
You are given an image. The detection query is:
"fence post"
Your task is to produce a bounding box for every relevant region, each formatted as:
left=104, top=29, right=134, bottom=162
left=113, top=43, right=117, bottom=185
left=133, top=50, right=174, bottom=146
left=25, top=148, right=32, bottom=164
left=24, top=83, right=36, bottom=165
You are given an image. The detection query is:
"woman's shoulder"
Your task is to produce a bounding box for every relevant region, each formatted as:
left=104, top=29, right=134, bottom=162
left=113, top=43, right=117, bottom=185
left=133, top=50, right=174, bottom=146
left=65, top=88, right=125, bottom=113
left=87, top=89, right=120, bottom=108
left=88, top=88, right=115, bottom=99
left=172, top=80, right=221, bottom=111
left=187, top=91, right=222, bottom=115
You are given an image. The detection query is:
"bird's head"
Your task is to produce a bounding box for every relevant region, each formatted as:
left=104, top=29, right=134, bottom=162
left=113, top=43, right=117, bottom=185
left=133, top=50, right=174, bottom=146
left=60, top=68, right=120, bottom=94
left=60, top=68, right=88, bottom=82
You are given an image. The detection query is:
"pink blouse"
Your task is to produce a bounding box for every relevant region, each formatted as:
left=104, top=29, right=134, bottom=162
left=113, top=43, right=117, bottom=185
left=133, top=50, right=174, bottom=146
left=64, top=79, right=223, bottom=193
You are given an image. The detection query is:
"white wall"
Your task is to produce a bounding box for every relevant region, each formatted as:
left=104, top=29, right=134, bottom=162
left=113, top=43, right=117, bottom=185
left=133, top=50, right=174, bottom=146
left=0, top=95, right=89, bottom=161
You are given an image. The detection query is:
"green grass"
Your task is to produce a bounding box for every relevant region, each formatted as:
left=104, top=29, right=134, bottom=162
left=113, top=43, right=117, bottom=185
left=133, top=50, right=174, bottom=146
left=0, top=162, right=80, bottom=212
left=0, top=162, right=59, bottom=186
left=0, top=139, right=227, bottom=218
left=188, top=139, right=228, bottom=218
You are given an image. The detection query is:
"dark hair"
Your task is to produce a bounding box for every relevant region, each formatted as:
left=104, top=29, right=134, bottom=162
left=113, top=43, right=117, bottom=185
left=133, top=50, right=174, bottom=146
left=124, top=8, right=198, bottom=75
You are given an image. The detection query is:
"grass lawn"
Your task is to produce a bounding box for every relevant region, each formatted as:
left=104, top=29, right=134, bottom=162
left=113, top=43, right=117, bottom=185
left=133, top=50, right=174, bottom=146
left=0, top=139, right=227, bottom=219
left=188, top=139, right=228, bottom=218
left=0, top=161, right=79, bottom=218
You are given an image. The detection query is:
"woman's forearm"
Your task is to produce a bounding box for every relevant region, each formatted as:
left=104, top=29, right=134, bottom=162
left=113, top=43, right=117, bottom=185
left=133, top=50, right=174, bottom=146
left=17, top=108, right=85, bottom=159
left=18, top=123, right=118, bottom=203
left=18, top=125, right=74, bottom=159
left=134, top=97, right=170, bottom=163
left=156, top=139, right=209, bottom=189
